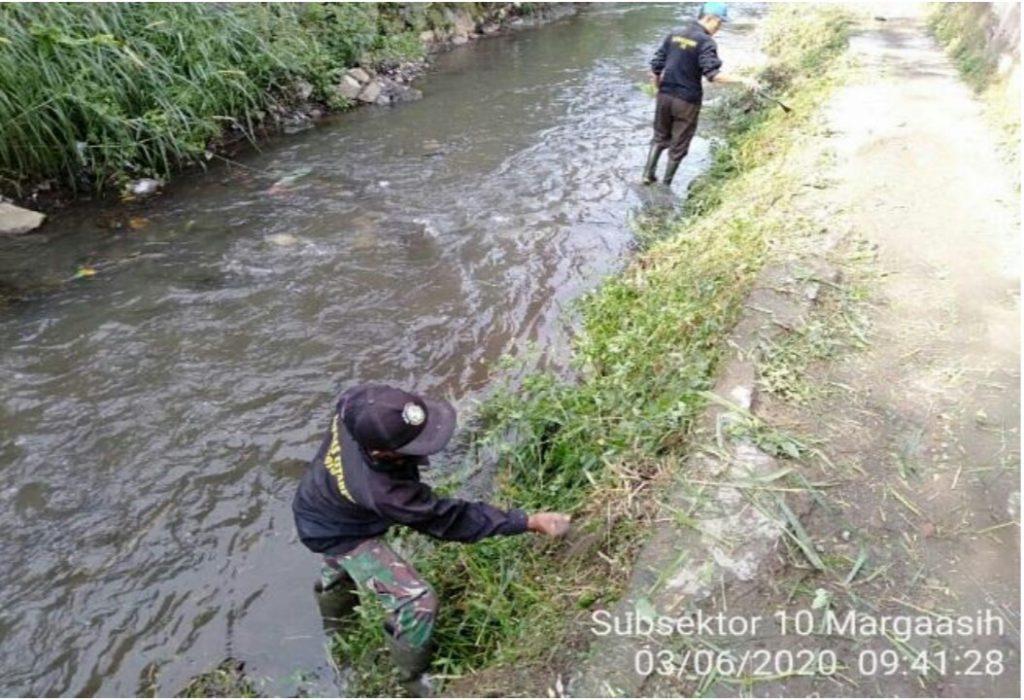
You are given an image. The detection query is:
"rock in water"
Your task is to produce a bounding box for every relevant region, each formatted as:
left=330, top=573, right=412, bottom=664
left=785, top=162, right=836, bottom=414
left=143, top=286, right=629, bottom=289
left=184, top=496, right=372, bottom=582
left=0, top=202, right=46, bottom=235
left=267, top=233, right=300, bottom=247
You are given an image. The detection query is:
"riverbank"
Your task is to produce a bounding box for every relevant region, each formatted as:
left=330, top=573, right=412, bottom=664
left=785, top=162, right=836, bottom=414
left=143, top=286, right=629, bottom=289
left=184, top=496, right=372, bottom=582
left=0, top=2, right=575, bottom=226
left=329, top=5, right=855, bottom=696
left=1, top=6, right=732, bottom=695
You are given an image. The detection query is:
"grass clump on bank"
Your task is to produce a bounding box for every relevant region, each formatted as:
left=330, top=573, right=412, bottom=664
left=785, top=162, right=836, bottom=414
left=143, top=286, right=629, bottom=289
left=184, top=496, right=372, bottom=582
left=332, top=5, right=853, bottom=696
left=0, top=3, right=510, bottom=197
left=928, top=2, right=1020, bottom=164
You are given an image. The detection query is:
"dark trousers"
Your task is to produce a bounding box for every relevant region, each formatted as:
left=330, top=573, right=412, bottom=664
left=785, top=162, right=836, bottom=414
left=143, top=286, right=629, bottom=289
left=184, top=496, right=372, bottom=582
left=652, top=92, right=701, bottom=161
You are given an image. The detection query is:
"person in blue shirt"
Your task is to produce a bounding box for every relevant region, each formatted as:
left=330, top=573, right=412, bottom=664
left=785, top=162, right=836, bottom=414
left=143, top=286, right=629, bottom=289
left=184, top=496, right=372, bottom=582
left=642, top=2, right=760, bottom=186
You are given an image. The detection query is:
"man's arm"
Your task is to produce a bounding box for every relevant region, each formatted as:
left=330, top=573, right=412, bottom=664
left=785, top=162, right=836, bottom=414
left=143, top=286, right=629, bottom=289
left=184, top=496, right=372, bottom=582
left=649, top=34, right=671, bottom=86
left=373, top=478, right=569, bottom=542
left=707, top=71, right=760, bottom=89
left=699, top=38, right=759, bottom=89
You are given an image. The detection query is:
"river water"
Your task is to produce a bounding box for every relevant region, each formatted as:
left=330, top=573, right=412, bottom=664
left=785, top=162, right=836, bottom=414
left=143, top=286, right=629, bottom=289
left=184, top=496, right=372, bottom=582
left=0, top=4, right=760, bottom=695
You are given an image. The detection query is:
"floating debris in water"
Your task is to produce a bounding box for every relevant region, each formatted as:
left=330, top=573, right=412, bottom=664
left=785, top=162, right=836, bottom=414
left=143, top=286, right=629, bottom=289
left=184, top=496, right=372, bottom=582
left=268, top=167, right=313, bottom=195
left=128, top=178, right=162, bottom=197
left=72, top=266, right=97, bottom=280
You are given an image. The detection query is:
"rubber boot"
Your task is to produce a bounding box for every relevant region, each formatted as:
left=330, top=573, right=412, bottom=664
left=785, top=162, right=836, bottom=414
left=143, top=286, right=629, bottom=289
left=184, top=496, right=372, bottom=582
left=662, top=157, right=682, bottom=186
left=387, top=636, right=433, bottom=697
left=641, top=145, right=666, bottom=185
left=314, top=577, right=359, bottom=636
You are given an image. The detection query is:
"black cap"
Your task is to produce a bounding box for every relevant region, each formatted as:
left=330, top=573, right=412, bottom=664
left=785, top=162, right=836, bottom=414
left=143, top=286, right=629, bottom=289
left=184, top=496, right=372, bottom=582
left=341, top=383, right=457, bottom=456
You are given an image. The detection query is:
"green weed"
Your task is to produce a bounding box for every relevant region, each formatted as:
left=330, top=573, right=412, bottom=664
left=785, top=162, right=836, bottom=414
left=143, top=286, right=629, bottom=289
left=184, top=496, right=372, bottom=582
left=928, top=3, right=1000, bottom=92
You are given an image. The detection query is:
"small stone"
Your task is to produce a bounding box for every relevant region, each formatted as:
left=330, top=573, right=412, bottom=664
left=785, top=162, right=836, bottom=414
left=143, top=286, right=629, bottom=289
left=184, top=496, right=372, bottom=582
left=293, top=79, right=314, bottom=101
left=452, top=35, right=469, bottom=46
left=419, top=30, right=435, bottom=43
left=346, top=67, right=371, bottom=85
left=481, top=22, right=500, bottom=35
left=841, top=530, right=851, bottom=541
left=0, top=202, right=46, bottom=235
left=357, top=80, right=382, bottom=103
left=452, top=12, right=477, bottom=36
left=335, top=75, right=362, bottom=101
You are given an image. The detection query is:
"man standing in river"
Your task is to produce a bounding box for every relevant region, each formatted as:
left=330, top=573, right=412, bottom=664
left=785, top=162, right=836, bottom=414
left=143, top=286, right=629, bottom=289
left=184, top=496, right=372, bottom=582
left=292, top=383, right=571, bottom=694
left=642, top=2, right=759, bottom=186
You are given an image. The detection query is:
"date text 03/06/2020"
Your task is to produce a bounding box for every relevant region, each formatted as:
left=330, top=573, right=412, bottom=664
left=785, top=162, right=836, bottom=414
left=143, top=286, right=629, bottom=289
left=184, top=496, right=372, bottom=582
left=589, top=607, right=1007, bottom=643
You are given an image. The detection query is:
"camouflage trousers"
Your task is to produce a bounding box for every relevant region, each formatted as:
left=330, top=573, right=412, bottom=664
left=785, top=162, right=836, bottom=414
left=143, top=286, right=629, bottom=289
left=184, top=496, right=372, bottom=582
left=321, top=538, right=437, bottom=650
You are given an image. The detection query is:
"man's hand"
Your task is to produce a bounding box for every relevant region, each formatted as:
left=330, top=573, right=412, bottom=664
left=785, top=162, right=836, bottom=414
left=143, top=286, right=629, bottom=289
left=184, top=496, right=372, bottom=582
left=527, top=512, right=572, bottom=537
left=649, top=71, right=661, bottom=88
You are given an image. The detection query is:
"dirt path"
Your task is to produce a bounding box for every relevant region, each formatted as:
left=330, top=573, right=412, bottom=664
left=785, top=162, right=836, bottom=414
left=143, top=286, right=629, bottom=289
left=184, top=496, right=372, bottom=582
left=570, top=7, right=1019, bottom=697
left=756, top=7, right=1020, bottom=696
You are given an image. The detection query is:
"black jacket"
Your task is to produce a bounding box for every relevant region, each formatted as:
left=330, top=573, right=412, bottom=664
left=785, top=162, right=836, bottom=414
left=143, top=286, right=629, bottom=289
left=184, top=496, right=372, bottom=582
left=650, top=20, right=723, bottom=105
left=292, top=390, right=528, bottom=555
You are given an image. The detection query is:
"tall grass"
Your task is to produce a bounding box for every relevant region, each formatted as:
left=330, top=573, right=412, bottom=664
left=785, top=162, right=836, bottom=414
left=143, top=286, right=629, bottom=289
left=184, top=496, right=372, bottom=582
left=0, top=3, right=501, bottom=195
left=928, top=2, right=1020, bottom=165
left=332, top=5, right=854, bottom=695
left=928, top=2, right=1002, bottom=91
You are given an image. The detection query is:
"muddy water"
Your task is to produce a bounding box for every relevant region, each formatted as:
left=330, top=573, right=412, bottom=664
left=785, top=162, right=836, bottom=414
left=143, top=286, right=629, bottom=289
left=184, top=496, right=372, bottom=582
left=0, top=4, right=761, bottom=695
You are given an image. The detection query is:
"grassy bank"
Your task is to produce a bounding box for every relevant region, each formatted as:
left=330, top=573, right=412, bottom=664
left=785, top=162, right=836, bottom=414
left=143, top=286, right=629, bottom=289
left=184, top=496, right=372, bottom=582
left=332, top=5, right=853, bottom=696
left=929, top=2, right=1021, bottom=164
left=0, top=3, right=519, bottom=198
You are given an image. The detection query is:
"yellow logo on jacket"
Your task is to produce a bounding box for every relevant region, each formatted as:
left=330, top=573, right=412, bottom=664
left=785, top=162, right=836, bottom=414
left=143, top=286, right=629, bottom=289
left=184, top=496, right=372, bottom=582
left=325, top=415, right=354, bottom=501
left=672, top=36, right=697, bottom=49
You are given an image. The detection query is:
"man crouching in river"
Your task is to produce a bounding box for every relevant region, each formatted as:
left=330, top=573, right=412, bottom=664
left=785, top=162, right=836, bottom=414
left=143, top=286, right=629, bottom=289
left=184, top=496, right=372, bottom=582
left=292, top=383, right=571, bottom=694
